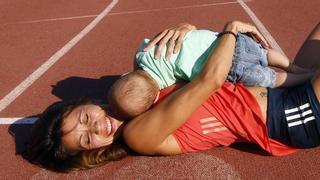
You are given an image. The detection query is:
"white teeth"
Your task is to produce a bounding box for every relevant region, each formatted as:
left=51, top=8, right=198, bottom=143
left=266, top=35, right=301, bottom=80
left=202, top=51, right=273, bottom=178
left=106, top=118, right=112, bottom=135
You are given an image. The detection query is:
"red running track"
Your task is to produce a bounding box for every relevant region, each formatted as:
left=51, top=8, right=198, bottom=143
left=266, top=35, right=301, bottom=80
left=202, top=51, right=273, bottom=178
left=0, top=0, right=319, bottom=179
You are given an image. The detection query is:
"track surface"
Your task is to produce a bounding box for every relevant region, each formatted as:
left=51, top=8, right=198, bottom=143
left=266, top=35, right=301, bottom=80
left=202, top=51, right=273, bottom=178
left=1, top=0, right=320, bottom=179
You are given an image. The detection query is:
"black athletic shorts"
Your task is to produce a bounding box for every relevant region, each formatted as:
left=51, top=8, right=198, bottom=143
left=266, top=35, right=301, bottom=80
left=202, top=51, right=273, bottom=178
left=267, top=82, right=320, bottom=148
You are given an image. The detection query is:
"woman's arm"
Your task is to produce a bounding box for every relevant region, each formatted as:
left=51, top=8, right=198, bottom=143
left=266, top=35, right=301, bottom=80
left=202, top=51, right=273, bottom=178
left=123, top=21, right=267, bottom=155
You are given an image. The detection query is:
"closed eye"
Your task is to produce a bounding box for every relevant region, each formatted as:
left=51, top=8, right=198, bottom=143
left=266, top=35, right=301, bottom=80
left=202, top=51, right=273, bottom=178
left=85, top=113, right=89, bottom=124
left=80, top=134, right=90, bottom=149
left=85, top=133, right=90, bottom=145
left=80, top=111, right=89, bottom=124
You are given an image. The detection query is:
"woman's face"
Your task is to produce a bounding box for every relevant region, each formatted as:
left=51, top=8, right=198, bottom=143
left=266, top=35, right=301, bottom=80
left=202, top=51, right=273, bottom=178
left=61, top=104, right=124, bottom=153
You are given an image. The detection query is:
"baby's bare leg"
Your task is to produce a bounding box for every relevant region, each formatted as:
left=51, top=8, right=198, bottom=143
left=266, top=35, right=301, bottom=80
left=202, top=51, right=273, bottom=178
left=267, top=49, right=313, bottom=73
left=275, top=71, right=315, bottom=87
left=267, top=48, right=290, bottom=69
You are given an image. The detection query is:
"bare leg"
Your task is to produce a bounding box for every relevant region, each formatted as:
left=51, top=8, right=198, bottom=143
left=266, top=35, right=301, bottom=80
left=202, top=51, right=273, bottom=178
left=267, top=48, right=314, bottom=73
left=267, top=48, right=290, bottom=68
left=275, top=71, right=314, bottom=87
left=294, top=23, right=320, bottom=69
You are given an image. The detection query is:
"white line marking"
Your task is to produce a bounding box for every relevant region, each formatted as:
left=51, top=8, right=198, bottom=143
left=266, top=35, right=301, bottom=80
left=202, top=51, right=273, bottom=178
left=0, top=117, right=38, bottom=124
left=0, top=0, right=118, bottom=112
left=13, top=15, right=97, bottom=24
left=202, top=127, right=228, bottom=134
left=237, top=0, right=287, bottom=57
left=288, top=116, right=316, bottom=127
left=284, top=107, right=299, bottom=114
left=286, top=114, right=302, bottom=121
left=302, top=109, right=312, bottom=117
left=108, top=1, right=243, bottom=15
left=288, top=120, right=302, bottom=127
left=201, top=122, right=223, bottom=129
left=9, top=0, right=251, bottom=25
left=288, top=116, right=315, bottom=127
left=200, top=117, right=217, bottom=123
left=285, top=103, right=310, bottom=114
left=304, top=116, right=316, bottom=123
left=300, top=103, right=311, bottom=110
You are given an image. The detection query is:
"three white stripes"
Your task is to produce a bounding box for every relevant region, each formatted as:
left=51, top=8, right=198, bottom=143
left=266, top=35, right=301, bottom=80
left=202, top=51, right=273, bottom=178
left=285, top=103, right=315, bottom=127
left=200, top=117, right=227, bottom=134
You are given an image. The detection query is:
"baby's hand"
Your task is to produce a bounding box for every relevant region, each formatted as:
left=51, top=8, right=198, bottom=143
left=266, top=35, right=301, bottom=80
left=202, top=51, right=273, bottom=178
left=144, top=23, right=196, bottom=60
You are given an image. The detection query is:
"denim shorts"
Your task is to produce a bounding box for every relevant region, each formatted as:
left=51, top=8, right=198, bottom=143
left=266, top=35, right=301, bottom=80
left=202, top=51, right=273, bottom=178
left=227, top=33, right=276, bottom=87
left=267, top=82, right=320, bottom=148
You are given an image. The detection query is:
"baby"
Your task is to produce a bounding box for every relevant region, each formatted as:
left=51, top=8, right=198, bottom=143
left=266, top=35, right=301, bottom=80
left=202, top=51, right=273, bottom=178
left=108, top=30, right=313, bottom=119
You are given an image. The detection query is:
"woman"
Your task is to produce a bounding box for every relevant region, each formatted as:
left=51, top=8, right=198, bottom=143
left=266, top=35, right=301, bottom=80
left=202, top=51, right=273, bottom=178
left=26, top=21, right=320, bottom=172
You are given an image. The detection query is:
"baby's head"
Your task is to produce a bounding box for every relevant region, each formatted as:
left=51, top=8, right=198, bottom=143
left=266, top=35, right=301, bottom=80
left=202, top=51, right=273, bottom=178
left=108, top=70, right=159, bottom=120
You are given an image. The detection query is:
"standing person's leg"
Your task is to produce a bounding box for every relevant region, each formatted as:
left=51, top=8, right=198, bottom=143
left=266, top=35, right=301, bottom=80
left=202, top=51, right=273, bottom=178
left=267, top=23, right=320, bottom=149
left=275, top=71, right=314, bottom=87
left=294, top=23, right=320, bottom=69
left=306, top=23, right=320, bottom=101
left=267, top=49, right=314, bottom=73
left=312, top=72, right=320, bottom=102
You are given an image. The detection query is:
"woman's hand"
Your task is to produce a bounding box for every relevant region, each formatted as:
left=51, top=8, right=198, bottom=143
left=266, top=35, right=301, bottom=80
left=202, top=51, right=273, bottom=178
left=224, top=21, right=270, bottom=48
left=143, top=23, right=196, bottom=60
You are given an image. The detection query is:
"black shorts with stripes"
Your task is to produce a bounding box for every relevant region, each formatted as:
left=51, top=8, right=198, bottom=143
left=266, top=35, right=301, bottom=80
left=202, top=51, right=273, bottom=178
left=267, top=82, right=320, bottom=148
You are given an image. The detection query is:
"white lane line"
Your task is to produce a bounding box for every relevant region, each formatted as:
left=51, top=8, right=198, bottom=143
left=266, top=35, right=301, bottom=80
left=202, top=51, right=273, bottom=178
left=0, top=117, right=38, bottom=124
left=237, top=0, right=287, bottom=56
left=10, top=0, right=251, bottom=25
left=0, top=0, right=118, bottom=112
left=108, top=1, right=246, bottom=15
left=13, top=15, right=97, bottom=24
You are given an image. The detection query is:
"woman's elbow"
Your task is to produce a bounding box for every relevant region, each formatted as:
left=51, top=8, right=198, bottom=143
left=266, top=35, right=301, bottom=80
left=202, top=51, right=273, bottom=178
left=199, top=73, right=225, bottom=89
left=211, top=77, right=225, bottom=89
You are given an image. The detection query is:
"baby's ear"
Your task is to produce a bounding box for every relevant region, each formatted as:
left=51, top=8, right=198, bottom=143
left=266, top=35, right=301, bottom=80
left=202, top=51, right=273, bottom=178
left=153, top=91, right=160, bottom=104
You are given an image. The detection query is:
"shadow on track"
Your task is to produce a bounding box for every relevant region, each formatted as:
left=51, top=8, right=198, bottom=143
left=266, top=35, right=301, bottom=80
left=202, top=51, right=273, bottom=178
left=8, top=118, right=37, bottom=155
left=51, top=75, right=120, bottom=102
left=230, top=142, right=269, bottom=156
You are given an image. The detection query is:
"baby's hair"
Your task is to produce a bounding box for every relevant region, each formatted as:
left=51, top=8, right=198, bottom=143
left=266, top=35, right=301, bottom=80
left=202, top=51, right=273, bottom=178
left=108, top=70, right=158, bottom=120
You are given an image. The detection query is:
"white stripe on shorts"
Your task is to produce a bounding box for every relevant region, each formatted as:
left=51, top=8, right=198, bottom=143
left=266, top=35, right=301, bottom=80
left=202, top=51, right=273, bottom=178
left=285, top=103, right=315, bottom=127
left=284, top=103, right=310, bottom=114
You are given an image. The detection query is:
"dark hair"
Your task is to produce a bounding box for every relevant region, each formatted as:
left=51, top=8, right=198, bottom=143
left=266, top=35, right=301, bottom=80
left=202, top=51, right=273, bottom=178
left=25, top=99, right=130, bottom=172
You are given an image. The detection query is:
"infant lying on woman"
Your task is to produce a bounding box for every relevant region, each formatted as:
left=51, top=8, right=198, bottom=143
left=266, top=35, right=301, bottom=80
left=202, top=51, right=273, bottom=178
left=108, top=28, right=313, bottom=119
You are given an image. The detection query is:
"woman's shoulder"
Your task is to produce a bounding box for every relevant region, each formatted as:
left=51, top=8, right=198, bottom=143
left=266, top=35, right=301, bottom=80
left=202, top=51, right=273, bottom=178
left=155, top=83, right=186, bottom=103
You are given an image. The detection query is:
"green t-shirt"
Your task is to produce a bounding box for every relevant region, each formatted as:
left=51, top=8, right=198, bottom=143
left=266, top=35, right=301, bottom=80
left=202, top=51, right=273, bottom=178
left=136, top=30, right=219, bottom=89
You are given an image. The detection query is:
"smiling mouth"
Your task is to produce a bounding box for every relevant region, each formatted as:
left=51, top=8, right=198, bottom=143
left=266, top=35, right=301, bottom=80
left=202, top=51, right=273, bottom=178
left=106, top=117, right=112, bottom=135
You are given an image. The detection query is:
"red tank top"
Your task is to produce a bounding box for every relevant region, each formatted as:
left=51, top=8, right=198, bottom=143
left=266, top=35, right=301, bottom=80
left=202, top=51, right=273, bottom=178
left=158, top=82, right=297, bottom=156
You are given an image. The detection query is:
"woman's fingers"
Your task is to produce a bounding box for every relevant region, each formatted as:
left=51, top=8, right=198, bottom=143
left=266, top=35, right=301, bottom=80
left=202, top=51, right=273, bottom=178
left=174, top=31, right=186, bottom=54
left=165, top=30, right=180, bottom=60
left=234, top=21, right=270, bottom=48
left=248, top=26, right=270, bottom=48
left=144, top=29, right=168, bottom=52
left=155, top=30, right=175, bottom=59
left=143, top=23, right=195, bottom=60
